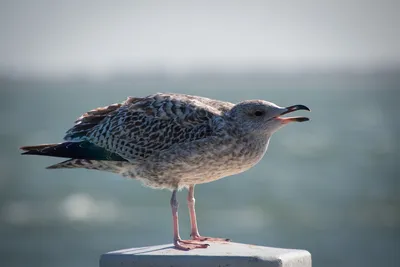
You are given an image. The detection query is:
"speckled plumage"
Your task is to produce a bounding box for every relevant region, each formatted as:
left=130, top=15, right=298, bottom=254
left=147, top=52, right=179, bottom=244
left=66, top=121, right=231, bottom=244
left=21, top=92, right=310, bottom=250
left=65, top=93, right=232, bottom=161
left=29, top=92, right=310, bottom=190
left=59, top=93, right=268, bottom=189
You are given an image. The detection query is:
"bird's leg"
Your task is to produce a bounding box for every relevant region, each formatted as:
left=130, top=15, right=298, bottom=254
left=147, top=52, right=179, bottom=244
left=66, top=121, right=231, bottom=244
left=170, top=189, right=209, bottom=250
left=187, top=185, right=231, bottom=242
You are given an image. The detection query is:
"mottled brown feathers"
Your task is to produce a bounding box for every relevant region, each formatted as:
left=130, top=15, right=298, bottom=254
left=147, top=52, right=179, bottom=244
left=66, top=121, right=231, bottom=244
left=20, top=93, right=308, bottom=190
left=47, top=159, right=129, bottom=172
left=64, top=93, right=233, bottom=162
left=64, top=103, right=122, bottom=140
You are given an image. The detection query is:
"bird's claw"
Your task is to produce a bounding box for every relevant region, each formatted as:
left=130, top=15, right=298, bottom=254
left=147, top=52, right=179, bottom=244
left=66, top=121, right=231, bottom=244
left=174, top=239, right=209, bottom=250
left=190, top=233, right=231, bottom=242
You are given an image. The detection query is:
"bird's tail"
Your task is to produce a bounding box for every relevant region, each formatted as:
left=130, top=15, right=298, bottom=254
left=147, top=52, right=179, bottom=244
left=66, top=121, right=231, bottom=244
left=20, top=141, right=126, bottom=160
left=46, top=158, right=128, bottom=173
left=20, top=141, right=129, bottom=172
left=21, top=143, right=66, bottom=157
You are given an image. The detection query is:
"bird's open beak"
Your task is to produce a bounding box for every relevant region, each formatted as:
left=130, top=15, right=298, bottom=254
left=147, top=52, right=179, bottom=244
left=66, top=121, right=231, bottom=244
left=276, top=104, right=310, bottom=123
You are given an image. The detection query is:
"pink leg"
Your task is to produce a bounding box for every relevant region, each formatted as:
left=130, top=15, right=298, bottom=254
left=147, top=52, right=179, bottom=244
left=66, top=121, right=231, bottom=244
left=170, top=189, right=209, bottom=250
left=187, top=185, right=231, bottom=242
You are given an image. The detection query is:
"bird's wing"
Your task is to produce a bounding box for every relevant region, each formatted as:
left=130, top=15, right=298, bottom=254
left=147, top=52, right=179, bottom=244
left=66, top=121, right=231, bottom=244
left=64, top=102, right=122, bottom=141
left=64, top=93, right=232, bottom=161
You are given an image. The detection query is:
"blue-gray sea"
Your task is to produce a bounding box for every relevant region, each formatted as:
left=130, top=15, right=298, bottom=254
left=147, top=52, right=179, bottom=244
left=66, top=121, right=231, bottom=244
left=0, top=72, right=399, bottom=267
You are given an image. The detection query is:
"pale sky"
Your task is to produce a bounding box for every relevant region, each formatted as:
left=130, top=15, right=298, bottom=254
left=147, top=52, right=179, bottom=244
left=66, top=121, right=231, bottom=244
left=1, top=0, right=399, bottom=77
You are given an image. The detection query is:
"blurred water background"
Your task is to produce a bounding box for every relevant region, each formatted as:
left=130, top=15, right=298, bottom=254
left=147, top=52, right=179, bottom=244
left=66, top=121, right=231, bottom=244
left=1, top=1, right=400, bottom=266
left=0, top=72, right=399, bottom=267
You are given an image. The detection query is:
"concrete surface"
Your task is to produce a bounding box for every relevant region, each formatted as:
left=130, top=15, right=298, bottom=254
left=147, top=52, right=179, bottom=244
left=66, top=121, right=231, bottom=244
left=100, top=242, right=312, bottom=267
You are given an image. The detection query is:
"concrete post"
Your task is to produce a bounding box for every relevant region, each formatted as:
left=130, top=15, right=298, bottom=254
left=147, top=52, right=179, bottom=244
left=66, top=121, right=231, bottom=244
left=100, top=242, right=311, bottom=267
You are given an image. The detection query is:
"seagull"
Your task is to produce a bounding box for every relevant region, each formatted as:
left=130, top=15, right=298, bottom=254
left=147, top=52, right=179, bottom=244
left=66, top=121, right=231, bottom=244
left=21, top=92, right=310, bottom=250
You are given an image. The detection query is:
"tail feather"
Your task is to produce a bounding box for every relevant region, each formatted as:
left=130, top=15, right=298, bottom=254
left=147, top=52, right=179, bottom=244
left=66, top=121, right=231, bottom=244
left=46, top=159, right=77, bottom=169
left=46, top=159, right=128, bottom=173
left=20, top=141, right=127, bottom=161
left=21, top=144, right=58, bottom=153
left=21, top=143, right=61, bottom=156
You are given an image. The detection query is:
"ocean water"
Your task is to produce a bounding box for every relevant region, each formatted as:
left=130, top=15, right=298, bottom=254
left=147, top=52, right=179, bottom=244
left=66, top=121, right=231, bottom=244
left=0, top=72, right=399, bottom=267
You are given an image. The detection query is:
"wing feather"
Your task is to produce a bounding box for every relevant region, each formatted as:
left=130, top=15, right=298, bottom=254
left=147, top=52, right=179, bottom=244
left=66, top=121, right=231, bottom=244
left=64, top=93, right=233, bottom=162
left=64, top=102, right=123, bottom=141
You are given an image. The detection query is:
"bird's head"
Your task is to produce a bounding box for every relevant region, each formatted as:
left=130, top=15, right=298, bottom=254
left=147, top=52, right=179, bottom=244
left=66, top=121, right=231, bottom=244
left=228, top=100, right=310, bottom=136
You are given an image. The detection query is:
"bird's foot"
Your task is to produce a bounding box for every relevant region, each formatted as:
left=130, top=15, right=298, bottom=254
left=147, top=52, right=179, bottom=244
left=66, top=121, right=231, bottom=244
left=174, top=238, right=209, bottom=250
left=191, top=233, right=231, bottom=242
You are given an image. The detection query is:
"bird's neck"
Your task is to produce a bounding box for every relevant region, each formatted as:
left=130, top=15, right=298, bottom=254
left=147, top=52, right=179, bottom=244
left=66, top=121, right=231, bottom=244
left=239, top=133, right=271, bottom=156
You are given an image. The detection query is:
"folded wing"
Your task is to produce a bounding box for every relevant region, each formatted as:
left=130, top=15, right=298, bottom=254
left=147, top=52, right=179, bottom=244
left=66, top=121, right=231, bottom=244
left=64, top=93, right=232, bottom=162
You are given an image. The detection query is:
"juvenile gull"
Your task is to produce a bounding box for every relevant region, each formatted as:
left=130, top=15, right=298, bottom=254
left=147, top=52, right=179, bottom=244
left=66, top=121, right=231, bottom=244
left=20, top=92, right=310, bottom=250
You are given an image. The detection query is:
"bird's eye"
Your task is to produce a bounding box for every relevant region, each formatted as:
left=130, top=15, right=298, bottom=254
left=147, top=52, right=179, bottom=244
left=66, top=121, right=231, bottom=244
left=254, top=110, right=264, bottom=116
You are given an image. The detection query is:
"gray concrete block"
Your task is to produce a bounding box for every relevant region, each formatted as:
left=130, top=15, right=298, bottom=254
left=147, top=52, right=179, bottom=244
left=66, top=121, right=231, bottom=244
left=100, top=242, right=311, bottom=267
